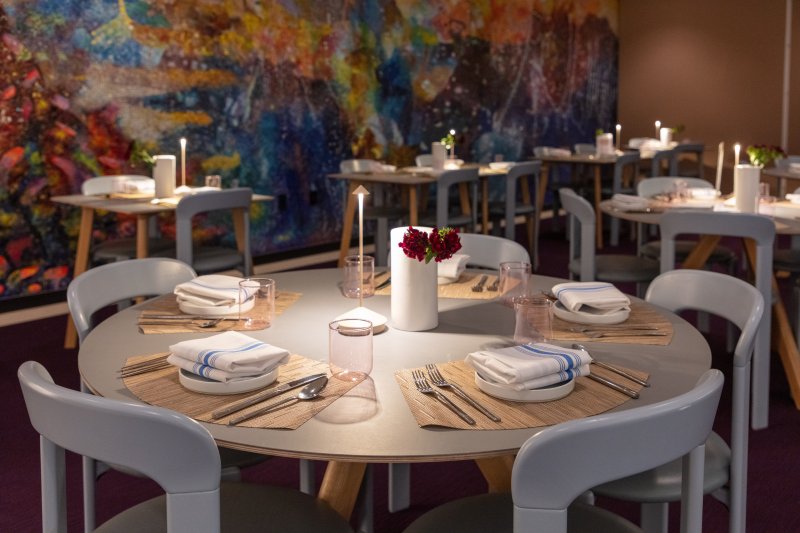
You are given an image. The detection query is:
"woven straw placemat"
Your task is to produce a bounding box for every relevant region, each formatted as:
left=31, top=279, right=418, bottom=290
left=137, top=292, right=302, bottom=334
left=395, top=359, right=649, bottom=430
left=123, top=353, right=359, bottom=429
left=374, top=272, right=500, bottom=300
left=549, top=301, right=673, bottom=345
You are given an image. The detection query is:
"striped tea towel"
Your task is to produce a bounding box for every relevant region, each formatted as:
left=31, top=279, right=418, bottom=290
left=466, top=343, right=591, bottom=391
left=551, top=281, right=631, bottom=314
left=167, top=331, right=290, bottom=382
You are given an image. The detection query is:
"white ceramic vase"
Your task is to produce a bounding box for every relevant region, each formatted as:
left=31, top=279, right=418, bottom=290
left=390, top=226, right=438, bottom=331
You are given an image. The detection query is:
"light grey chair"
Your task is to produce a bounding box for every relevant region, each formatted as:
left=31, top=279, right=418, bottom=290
left=339, top=159, right=407, bottom=266
left=67, top=258, right=265, bottom=531
left=669, top=143, right=705, bottom=178
left=635, top=177, right=736, bottom=268
left=559, top=188, right=659, bottom=295
left=487, top=162, right=542, bottom=269
left=648, top=148, right=676, bottom=178
left=605, top=152, right=642, bottom=246
left=420, top=167, right=480, bottom=231
left=657, top=210, right=774, bottom=431
left=155, top=188, right=254, bottom=276
left=593, top=269, right=765, bottom=533
left=18, top=360, right=354, bottom=533
left=458, top=232, right=531, bottom=269
left=402, top=368, right=724, bottom=533
left=81, top=175, right=174, bottom=263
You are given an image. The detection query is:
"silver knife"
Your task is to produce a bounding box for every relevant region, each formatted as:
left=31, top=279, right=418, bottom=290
left=587, top=373, right=640, bottom=399
left=592, top=360, right=650, bottom=387
left=211, top=373, right=327, bottom=419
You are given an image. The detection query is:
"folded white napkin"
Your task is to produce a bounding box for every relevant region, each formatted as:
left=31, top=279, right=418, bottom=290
left=610, top=193, right=650, bottom=211
left=542, top=147, right=571, bottom=157
left=167, top=331, right=290, bottom=382
left=466, top=343, right=592, bottom=391
left=174, top=275, right=249, bottom=307
left=437, top=254, right=470, bottom=284
left=786, top=193, right=800, bottom=204
left=627, top=137, right=654, bottom=149
left=551, top=281, right=631, bottom=314
left=120, top=179, right=155, bottom=193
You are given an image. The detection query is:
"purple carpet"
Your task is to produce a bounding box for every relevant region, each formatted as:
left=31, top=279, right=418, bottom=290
left=3, top=220, right=800, bottom=532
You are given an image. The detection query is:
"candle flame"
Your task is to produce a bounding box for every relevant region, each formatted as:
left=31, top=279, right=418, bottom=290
left=180, top=137, right=186, bottom=148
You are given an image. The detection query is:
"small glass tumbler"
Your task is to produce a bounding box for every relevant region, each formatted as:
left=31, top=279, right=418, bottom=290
left=329, top=319, right=373, bottom=382
left=499, top=261, right=532, bottom=307
left=205, top=175, right=221, bottom=188
left=238, top=278, right=275, bottom=330
left=343, top=255, right=375, bottom=299
left=513, top=295, right=553, bottom=344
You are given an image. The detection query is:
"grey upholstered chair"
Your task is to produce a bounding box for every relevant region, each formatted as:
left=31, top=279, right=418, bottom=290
left=593, top=269, right=764, bottom=533
left=18, top=361, right=353, bottom=533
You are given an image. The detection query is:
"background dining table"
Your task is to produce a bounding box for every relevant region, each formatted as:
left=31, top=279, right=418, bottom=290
left=78, top=268, right=712, bottom=522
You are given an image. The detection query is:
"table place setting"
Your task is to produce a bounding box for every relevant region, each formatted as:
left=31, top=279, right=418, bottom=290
left=137, top=275, right=302, bottom=334
left=121, top=346, right=361, bottom=429
left=395, top=344, right=649, bottom=430
left=374, top=271, right=499, bottom=300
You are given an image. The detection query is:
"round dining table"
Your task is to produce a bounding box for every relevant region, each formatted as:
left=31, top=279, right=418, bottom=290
left=78, top=268, right=712, bottom=519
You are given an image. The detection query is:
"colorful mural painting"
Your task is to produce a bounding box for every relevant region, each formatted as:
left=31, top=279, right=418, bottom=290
left=0, top=0, right=618, bottom=302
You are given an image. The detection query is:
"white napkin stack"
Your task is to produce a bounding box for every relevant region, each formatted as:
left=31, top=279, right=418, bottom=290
left=167, top=331, right=290, bottom=382
left=437, top=254, right=470, bottom=285
left=120, top=179, right=155, bottom=194
left=175, top=275, right=249, bottom=307
left=552, top=281, right=631, bottom=314
left=542, top=147, right=571, bottom=157
left=610, top=193, right=650, bottom=211
left=466, top=343, right=592, bottom=391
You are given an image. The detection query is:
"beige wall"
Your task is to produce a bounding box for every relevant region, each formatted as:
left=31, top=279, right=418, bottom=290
left=619, top=0, right=800, bottom=190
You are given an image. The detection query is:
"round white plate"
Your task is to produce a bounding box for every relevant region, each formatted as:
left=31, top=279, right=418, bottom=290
left=179, top=366, right=278, bottom=395
left=178, top=296, right=253, bottom=317
left=474, top=372, right=574, bottom=402
left=552, top=301, right=630, bottom=325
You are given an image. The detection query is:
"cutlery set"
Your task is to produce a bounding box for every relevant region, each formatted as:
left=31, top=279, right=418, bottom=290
left=412, top=364, right=500, bottom=425
left=119, top=355, right=171, bottom=378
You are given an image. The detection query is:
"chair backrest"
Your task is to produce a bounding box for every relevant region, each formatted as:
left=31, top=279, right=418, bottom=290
left=611, top=152, right=641, bottom=194
left=659, top=210, right=774, bottom=430
left=637, top=176, right=712, bottom=198
left=511, top=369, right=724, bottom=532
left=340, top=159, right=381, bottom=173
left=573, top=143, right=595, bottom=155
left=416, top=154, right=434, bottom=167
left=436, top=168, right=480, bottom=229
left=558, top=188, right=596, bottom=281
left=174, top=188, right=253, bottom=276
left=457, top=233, right=531, bottom=270
left=650, top=148, right=676, bottom=177
left=81, top=175, right=152, bottom=195
left=669, top=143, right=705, bottom=178
left=67, top=258, right=197, bottom=344
left=18, top=361, right=222, bottom=533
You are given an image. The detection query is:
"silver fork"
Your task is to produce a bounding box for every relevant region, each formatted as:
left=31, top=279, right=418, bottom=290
left=471, top=275, right=488, bottom=292
left=411, top=370, right=476, bottom=425
left=425, top=364, right=500, bottom=422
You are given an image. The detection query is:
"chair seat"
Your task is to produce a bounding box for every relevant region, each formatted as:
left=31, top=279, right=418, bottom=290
left=569, top=256, right=660, bottom=283
left=92, top=238, right=175, bottom=263
left=95, top=481, right=353, bottom=533
left=773, top=248, right=800, bottom=273
left=402, top=493, right=642, bottom=533
left=640, top=240, right=737, bottom=264
left=593, top=430, right=731, bottom=502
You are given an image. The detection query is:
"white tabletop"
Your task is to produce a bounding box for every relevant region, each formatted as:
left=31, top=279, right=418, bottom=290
left=78, top=268, right=711, bottom=463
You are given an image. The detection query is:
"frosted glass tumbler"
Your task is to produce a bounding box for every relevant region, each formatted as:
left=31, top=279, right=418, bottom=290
left=329, top=318, right=373, bottom=382
left=513, top=295, right=553, bottom=344
left=343, top=255, right=375, bottom=299
left=239, top=278, right=275, bottom=330
left=499, top=261, right=532, bottom=307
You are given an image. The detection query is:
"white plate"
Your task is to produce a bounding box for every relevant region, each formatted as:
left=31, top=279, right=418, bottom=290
left=474, top=372, right=574, bottom=402
left=333, top=306, right=389, bottom=334
left=552, top=301, right=630, bottom=325
left=179, top=366, right=278, bottom=395
left=178, top=296, right=253, bottom=317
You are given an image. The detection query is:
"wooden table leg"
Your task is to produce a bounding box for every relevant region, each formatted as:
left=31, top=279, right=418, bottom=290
left=680, top=235, right=720, bottom=269
left=338, top=181, right=359, bottom=268
left=317, top=461, right=368, bottom=520
left=520, top=177, right=535, bottom=258
left=475, top=455, right=515, bottom=493
left=409, top=186, right=418, bottom=226
left=64, top=206, right=95, bottom=349
left=537, top=164, right=549, bottom=234
left=136, top=215, right=151, bottom=258
left=742, top=240, right=800, bottom=410
left=594, top=167, right=603, bottom=249
left=458, top=182, right=472, bottom=216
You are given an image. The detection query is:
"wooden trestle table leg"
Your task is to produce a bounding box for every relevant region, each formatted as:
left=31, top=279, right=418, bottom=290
left=64, top=206, right=95, bottom=349
left=475, top=455, right=515, bottom=493
left=318, top=461, right=368, bottom=520
left=338, top=181, right=359, bottom=268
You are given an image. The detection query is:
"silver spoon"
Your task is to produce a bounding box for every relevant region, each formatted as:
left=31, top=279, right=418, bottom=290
left=228, top=376, right=328, bottom=425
